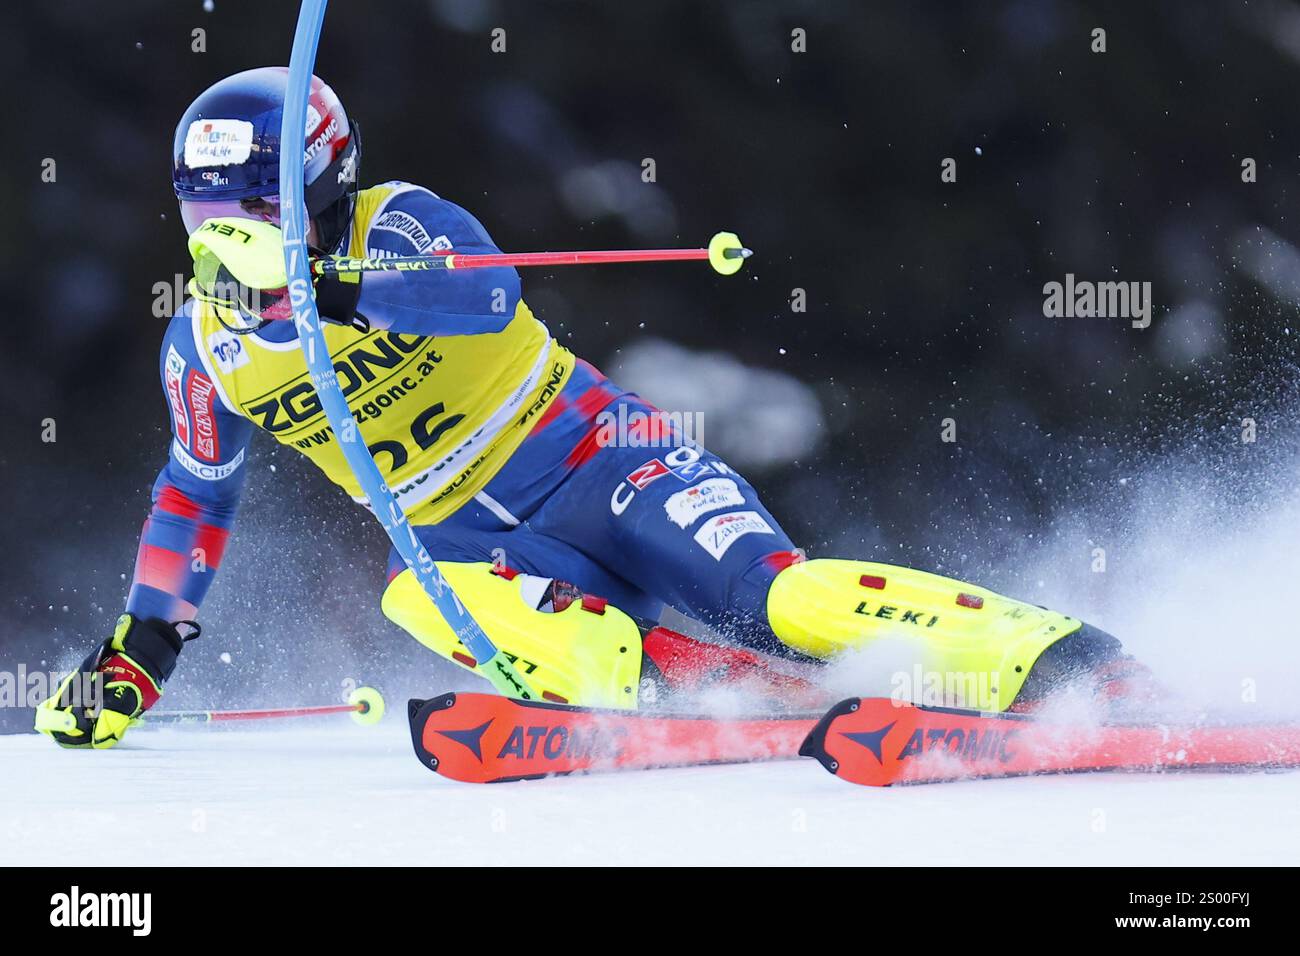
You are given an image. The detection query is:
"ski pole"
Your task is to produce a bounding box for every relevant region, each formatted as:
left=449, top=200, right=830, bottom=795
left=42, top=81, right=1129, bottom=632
left=141, top=686, right=385, bottom=727
left=312, top=231, right=753, bottom=277
left=282, top=0, right=540, bottom=702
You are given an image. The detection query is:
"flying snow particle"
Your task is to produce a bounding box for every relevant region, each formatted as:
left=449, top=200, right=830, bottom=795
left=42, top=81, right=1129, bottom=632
left=203, top=0, right=214, bottom=11
left=975, top=147, right=983, bottom=156
left=219, top=652, right=232, bottom=664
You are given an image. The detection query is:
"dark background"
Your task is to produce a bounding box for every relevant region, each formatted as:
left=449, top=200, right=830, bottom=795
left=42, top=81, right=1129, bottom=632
left=4, top=0, right=1300, bottom=728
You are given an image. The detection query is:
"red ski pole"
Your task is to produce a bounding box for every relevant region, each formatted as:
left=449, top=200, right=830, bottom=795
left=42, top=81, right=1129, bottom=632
left=312, top=231, right=752, bottom=277
left=141, top=686, right=385, bottom=726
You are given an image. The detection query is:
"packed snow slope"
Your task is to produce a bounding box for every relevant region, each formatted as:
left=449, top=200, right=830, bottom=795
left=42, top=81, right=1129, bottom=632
left=2, top=721, right=1297, bottom=866
left=10, top=355, right=1300, bottom=866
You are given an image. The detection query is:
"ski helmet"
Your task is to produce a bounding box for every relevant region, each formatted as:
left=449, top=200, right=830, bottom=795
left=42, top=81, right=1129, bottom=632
left=172, top=67, right=359, bottom=252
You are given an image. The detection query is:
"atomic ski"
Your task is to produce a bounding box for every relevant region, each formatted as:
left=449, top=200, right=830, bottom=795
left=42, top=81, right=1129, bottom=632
left=800, top=696, right=1300, bottom=786
left=408, top=692, right=818, bottom=783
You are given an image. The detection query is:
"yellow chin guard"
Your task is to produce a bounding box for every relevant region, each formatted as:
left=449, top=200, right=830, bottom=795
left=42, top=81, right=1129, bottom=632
left=187, top=217, right=290, bottom=290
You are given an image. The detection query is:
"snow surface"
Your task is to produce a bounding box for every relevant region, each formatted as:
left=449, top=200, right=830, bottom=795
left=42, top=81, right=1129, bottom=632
left=11, top=359, right=1300, bottom=867
left=3, top=721, right=1298, bottom=866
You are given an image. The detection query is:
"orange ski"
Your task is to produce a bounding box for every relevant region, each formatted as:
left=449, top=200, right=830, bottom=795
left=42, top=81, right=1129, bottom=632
left=800, top=697, right=1300, bottom=786
left=408, top=693, right=817, bottom=783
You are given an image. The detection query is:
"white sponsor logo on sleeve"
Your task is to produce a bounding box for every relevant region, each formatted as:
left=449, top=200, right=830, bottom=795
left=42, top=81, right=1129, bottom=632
left=664, top=478, right=745, bottom=528
left=183, top=118, right=254, bottom=169
left=371, top=209, right=437, bottom=253
left=172, top=440, right=244, bottom=481
left=692, top=510, right=774, bottom=560
left=165, top=344, right=185, bottom=377
left=207, top=327, right=250, bottom=373
left=164, top=344, right=189, bottom=447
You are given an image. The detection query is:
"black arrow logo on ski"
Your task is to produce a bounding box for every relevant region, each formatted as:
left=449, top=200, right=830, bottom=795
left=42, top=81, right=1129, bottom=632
left=436, top=720, right=493, bottom=762
left=841, top=721, right=896, bottom=764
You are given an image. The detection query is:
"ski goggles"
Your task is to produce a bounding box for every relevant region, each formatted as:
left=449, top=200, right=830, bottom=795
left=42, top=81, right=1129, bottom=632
left=179, top=195, right=281, bottom=236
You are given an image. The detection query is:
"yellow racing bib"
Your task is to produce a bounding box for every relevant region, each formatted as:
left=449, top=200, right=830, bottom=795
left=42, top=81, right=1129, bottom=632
left=190, top=186, right=572, bottom=524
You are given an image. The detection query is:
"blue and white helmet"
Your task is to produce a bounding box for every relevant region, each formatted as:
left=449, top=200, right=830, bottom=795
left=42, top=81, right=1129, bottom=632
left=172, top=66, right=360, bottom=252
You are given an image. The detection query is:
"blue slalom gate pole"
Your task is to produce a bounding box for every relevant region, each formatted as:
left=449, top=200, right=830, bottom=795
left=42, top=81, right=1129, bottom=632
left=279, top=0, right=534, bottom=699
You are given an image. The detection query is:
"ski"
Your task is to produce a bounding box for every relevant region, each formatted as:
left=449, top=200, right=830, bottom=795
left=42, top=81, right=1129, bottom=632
left=408, top=692, right=818, bottom=783
left=800, top=696, right=1300, bottom=786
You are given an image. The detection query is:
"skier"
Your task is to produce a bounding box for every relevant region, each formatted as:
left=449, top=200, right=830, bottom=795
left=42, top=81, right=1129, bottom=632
left=38, top=68, right=1137, bottom=748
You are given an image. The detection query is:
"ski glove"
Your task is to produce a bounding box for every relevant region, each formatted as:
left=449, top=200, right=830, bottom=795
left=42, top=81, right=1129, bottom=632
left=187, top=216, right=364, bottom=329
left=35, top=614, right=197, bottom=749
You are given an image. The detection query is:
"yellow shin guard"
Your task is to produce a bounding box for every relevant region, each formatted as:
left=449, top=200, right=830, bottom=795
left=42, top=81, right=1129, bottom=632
left=766, top=559, right=1082, bottom=711
left=382, top=563, right=644, bottom=709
